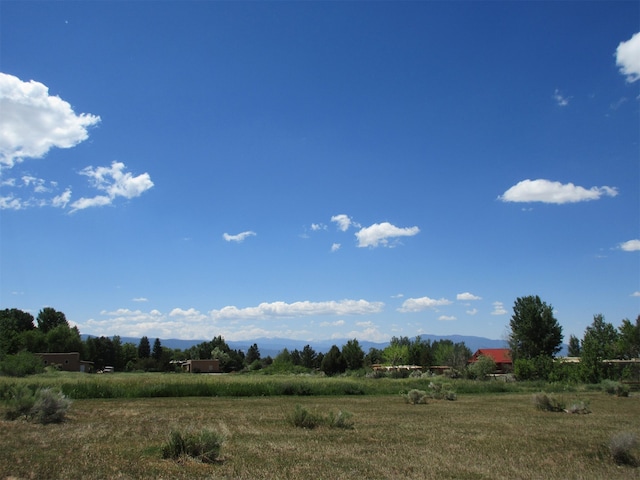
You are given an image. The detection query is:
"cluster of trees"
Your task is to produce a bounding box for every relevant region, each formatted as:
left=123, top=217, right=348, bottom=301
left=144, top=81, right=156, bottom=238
left=507, top=295, right=639, bottom=382
left=0, top=307, right=474, bottom=376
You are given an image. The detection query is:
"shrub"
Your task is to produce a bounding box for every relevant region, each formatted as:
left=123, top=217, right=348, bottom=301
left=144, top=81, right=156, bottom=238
left=565, top=400, right=591, bottom=414
left=601, top=380, right=629, bottom=397
left=31, top=388, right=72, bottom=424
left=327, top=410, right=354, bottom=429
left=288, top=404, right=322, bottom=429
left=288, top=405, right=355, bottom=429
left=3, top=384, right=36, bottom=420
left=609, top=432, right=638, bottom=466
left=532, top=392, right=565, bottom=412
left=162, top=429, right=224, bottom=463
left=0, top=351, right=45, bottom=377
left=404, top=389, right=428, bottom=405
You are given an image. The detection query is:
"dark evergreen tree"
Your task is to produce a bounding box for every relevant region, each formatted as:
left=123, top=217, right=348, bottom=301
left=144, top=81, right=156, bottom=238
left=138, top=336, right=151, bottom=358
left=341, top=339, right=364, bottom=371
left=320, top=345, right=346, bottom=375
left=152, top=338, right=163, bottom=361
left=246, top=343, right=261, bottom=364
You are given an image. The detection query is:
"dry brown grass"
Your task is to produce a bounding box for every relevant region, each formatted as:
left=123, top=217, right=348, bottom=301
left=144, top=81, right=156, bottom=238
left=1, top=392, right=639, bottom=479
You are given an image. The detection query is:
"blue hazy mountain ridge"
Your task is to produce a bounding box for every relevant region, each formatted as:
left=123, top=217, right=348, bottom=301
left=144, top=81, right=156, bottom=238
left=82, top=334, right=513, bottom=358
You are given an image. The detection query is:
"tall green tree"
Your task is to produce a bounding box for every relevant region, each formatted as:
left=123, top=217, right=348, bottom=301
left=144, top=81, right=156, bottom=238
left=36, top=307, right=69, bottom=334
left=152, top=338, right=163, bottom=361
left=580, top=314, right=619, bottom=383
left=341, top=339, right=364, bottom=371
left=432, top=340, right=471, bottom=370
left=45, top=325, right=83, bottom=353
left=617, top=315, right=640, bottom=360
left=320, top=345, right=346, bottom=375
left=508, top=295, right=563, bottom=362
left=300, top=345, right=318, bottom=369
left=568, top=335, right=581, bottom=357
left=138, top=336, right=151, bottom=358
left=246, top=343, right=261, bottom=364
left=0, top=308, right=35, bottom=355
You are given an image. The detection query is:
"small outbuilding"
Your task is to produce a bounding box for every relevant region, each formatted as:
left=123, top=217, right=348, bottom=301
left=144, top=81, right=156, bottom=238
left=37, top=352, right=94, bottom=373
left=181, top=359, right=221, bottom=373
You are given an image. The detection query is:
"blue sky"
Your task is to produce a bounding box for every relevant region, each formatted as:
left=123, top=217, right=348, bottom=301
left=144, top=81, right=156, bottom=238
left=1, top=1, right=638, bottom=344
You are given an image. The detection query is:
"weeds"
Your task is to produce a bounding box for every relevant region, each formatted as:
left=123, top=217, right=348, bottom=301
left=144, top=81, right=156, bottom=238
left=404, top=389, right=428, bottom=404
left=288, top=404, right=354, bottom=429
left=609, top=432, right=638, bottom=466
left=533, top=392, right=565, bottom=412
left=161, top=429, right=224, bottom=463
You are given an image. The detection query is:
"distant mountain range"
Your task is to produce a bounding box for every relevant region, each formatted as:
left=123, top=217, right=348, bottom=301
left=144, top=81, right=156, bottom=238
left=82, top=333, right=511, bottom=358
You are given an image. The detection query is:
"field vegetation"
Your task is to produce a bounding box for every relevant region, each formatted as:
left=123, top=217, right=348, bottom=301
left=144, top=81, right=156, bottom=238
left=0, top=377, right=638, bottom=479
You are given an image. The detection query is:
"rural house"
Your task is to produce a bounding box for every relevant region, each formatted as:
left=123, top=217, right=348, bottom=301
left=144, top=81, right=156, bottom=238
left=37, top=352, right=94, bottom=373
left=468, top=348, right=512, bottom=373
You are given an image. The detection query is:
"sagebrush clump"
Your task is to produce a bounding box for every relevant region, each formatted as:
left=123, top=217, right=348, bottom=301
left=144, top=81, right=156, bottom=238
left=609, top=432, right=638, bottom=466
left=3, top=386, right=71, bottom=423
left=288, top=404, right=354, bottom=429
left=162, top=429, right=224, bottom=463
left=533, top=393, right=565, bottom=412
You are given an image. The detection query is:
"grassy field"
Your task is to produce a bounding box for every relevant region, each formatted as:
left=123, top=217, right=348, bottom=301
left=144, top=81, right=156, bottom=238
left=1, top=383, right=639, bottom=479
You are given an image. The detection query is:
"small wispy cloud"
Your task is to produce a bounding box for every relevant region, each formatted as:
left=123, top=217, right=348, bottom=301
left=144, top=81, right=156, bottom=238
left=457, top=292, right=482, bottom=301
left=553, top=88, right=571, bottom=106
left=331, top=214, right=354, bottom=232
left=132, top=297, right=148, bottom=302
left=223, top=231, right=257, bottom=243
left=491, top=301, right=507, bottom=315
left=631, top=291, right=640, bottom=297
left=330, top=243, right=341, bottom=252
left=320, top=320, right=345, bottom=327
left=438, top=315, right=456, bottom=321
left=466, top=308, right=478, bottom=316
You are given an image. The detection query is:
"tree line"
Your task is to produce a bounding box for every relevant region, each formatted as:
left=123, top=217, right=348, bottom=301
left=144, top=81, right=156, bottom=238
left=1, top=297, right=638, bottom=382
left=0, top=307, right=472, bottom=376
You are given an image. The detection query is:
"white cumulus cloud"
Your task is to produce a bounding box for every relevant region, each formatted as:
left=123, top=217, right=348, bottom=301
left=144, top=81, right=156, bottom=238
left=70, top=161, right=153, bottom=212
left=210, top=299, right=384, bottom=320
left=223, top=231, right=257, bottom=243
left=355, top=222, right=420, bottom=248
left=620, top=239, right=640, bottom=251
left=499, top=179, right=618, bottom=204
left=0, top=72, right=100, bottom=168
left=330, top=243, right=341, bottom=252
left=398, top=296, right=452, bottom=313
left=616, top=32, right=640, bottom=83
left=457, top=292, right=482, bottom=301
